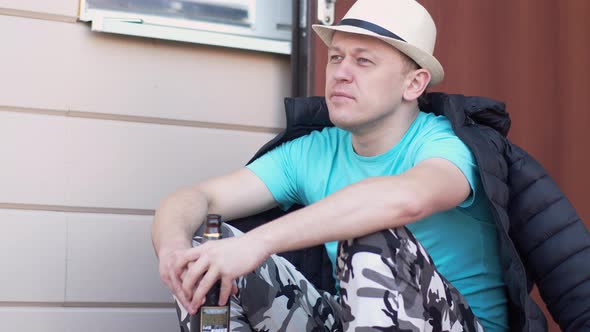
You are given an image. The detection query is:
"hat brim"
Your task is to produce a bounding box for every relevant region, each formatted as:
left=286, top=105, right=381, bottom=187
left=312, top=24, right=444, bottom=86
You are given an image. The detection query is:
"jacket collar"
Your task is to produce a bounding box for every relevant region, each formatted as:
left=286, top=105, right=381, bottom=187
left=283, top=93, right=510, bottom=137
left=422, top=93, right=511, bottom=137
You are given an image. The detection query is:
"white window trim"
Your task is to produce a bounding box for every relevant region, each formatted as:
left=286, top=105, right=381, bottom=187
left=79, top=1, right=291, bottom=54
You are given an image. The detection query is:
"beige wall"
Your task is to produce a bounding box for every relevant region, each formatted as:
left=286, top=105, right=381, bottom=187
left=0, top=2, right=291, bottom=331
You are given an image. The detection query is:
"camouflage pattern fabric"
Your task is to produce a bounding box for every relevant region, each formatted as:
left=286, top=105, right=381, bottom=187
left=337, top=227, right=484, bottom=332
left=175, top=224, right=484, bottom=332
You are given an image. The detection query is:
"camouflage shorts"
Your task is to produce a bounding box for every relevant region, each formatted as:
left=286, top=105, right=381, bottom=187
left=175, top=224, right=484, bottom=332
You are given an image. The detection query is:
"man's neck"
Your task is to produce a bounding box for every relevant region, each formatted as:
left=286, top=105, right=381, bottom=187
left=351, top=105, right=419, bottom=157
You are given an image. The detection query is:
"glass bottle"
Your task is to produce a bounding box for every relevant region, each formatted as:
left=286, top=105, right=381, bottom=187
left=189, top=214, right=230, bottom=332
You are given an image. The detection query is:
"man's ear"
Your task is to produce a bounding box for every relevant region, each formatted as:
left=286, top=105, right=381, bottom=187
left=403, top=69, right=430, bottom=101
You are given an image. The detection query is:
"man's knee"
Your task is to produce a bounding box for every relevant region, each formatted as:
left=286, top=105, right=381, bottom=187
left=337, top=227, right=432, bottom=287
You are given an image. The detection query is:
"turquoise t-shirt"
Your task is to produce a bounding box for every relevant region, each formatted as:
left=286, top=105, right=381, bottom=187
left=247, top=111, right=508, bottom=331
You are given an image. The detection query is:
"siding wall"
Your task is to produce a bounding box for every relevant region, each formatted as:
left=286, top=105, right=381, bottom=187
left=0, top=2, right=290, bottom=331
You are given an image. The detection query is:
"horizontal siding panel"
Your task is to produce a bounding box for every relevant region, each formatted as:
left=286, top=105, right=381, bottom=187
left=0, top=210, right=173, bottom=305
left=0, top=112, right=68, bottom=206
left=0, top=209, right=66, bottom=302
left=0, top=15, right=290, bottom=128
left=66, top=213, right=171, bottom=303
left=0, top=111, right=275, bottom=209
left=0, top=307, right=177, bottom=332
left=0, top=0, right=78, bottom=18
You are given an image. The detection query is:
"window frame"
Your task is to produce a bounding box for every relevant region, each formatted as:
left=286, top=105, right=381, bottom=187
left=78, top=0, right=292, bottom=54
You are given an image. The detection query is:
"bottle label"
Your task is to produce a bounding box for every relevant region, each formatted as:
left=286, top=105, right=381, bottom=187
left=200, top=305, right=230, bottom=332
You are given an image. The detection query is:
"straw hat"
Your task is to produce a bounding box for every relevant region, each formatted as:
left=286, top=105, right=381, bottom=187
left=312, top=0, right=444, bottom=85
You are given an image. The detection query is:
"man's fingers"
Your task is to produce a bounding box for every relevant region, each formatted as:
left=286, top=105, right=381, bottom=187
left=219, top=278, right=233, bottom=306
left=170, top=268, right=192, bottom=310
left=232, top=281, right=238, bottom=296
left=174, top=287, right=191, bottom=312
left=184, top=246, right=206, bottom=263
left=190, top=268, right=219, bottom=313
left=181, top=257, right=209, bottom=300
left=174, top=248, right=200, bottom=278
left=169, top=268, right=182, bottom=295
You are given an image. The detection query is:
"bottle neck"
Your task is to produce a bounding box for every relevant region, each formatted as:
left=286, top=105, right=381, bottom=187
left=203, top=231, right=221, bottom=240
left=203, top=214, right=222, bottom=240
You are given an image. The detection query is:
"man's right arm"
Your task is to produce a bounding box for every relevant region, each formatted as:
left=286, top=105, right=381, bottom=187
left=151, top=167, right=278, bottom=301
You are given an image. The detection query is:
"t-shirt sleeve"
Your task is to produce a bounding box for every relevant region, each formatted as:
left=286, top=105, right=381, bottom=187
left=246, top=140, right=301, bottom=211
left=414, top=129, right=479, bottom=208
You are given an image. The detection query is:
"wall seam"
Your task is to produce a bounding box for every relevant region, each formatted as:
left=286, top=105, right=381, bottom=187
left=0, top=8, right=77, bottom=23
left=0, top=302, right=174, bottom=308
left=64, top=213, right=69, bottom=304
left=0, top=203, right=154, bottom=216
left=0, top=105, right=283, bottom=134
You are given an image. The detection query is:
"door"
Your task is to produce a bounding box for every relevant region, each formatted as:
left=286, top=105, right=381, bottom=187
left=304, top=1, right=590, bottom=331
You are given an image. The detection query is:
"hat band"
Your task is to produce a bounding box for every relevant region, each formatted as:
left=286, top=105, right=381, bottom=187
left=338, top=18, right=406, bottom=43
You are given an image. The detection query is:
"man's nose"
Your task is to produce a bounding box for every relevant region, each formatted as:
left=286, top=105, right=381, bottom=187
left=331, top=59, right=353, bottom=83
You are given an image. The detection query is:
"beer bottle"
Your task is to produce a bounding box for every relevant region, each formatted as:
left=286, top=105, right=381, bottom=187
left=189, top=214, right=231, bottom=332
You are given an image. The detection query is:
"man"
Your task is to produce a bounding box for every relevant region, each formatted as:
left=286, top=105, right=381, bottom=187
left=153, top=1, right=507, bottom=331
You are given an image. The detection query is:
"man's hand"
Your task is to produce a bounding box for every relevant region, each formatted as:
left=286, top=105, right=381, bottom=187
left=158, top=244, right=194, bottom=310
left=151, top=168, right=278, bottom=311
left=175, top=235, right=269, bottom=314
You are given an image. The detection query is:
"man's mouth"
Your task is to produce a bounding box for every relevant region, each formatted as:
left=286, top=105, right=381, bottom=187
left=330, top=91, right=355, bottom=101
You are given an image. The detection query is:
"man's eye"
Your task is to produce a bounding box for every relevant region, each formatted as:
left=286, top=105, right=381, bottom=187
left=329, top=55, right=343, bottom=62
left=357, top=57, right=372, bottom=64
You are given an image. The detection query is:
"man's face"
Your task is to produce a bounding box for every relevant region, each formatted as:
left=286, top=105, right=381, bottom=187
left=325, top=32, right=413, bottom=133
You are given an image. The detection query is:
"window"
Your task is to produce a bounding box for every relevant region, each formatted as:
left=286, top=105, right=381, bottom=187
left=79, top=0, right=292, bottom=54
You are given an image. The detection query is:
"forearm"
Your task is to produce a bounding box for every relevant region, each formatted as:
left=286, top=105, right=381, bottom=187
left=152, top=186, right=210, bottom=256
left=244, top=176, right=426, bottom=256
left=152, top=168, right=279, bottom=257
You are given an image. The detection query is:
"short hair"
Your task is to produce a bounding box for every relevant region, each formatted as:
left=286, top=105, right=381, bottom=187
left=401, top=54, right=420, bottom=74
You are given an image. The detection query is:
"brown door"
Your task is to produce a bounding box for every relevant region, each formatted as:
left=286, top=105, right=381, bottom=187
left=308, top=1, right=590, bottom=331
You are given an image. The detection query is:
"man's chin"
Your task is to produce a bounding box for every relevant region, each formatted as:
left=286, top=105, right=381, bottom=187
left=328, top=113, right=357, bottom=131
left=327, top=97, right=355, bottom=110
left=327, top=102, right=355, bottom=115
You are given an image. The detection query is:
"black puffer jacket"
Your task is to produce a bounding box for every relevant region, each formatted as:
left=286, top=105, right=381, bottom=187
left=229, top=93, right=590, bottom=331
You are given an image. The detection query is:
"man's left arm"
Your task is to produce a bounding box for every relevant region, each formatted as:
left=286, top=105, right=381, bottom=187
left=178, top=157, right=470, bottom=311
